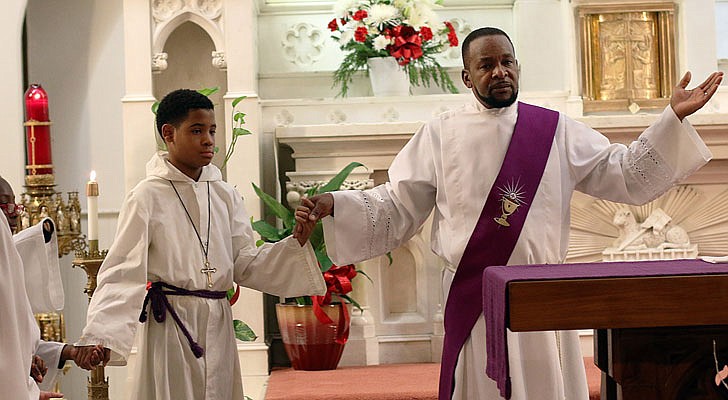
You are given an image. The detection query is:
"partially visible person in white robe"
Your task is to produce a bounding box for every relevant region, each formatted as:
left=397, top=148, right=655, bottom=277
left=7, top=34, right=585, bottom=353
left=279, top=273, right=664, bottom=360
left=78, top=89, right=326, bottom=400
left=0, top=211, right=43, bottom=399
left=1, top=175, right=95, bottom=396
left=296, top=27, right=722, bottom=400
left=14, top=218, right=67, bottom=391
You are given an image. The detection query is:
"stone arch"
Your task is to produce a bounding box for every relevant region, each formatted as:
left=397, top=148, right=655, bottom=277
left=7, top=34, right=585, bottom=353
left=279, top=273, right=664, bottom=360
left=152, top=11, right=224, bottom=55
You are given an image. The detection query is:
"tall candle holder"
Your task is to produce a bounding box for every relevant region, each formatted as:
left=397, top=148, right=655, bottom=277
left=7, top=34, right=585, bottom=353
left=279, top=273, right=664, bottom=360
left=19, top=84, right=84, bottom=256
left=72, top=240, right=109, bottom=400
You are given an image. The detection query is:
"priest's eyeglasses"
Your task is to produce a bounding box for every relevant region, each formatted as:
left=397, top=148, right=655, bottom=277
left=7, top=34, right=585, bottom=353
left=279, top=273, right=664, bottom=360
left=0, top=202, right=24, bottom=217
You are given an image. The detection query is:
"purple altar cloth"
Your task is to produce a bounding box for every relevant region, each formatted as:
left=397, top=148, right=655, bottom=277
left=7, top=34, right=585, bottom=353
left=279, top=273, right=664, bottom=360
left=482, top=258, right=728, bottom=399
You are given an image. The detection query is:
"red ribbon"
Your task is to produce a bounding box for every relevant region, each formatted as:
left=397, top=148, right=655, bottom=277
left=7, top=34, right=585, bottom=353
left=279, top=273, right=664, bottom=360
left=387, top=26, right=423, bottom=65
left=311, top=264, right=357, bottom=344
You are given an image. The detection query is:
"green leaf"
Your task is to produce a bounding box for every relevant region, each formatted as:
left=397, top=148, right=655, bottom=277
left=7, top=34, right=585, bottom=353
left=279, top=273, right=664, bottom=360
left=315, top=248, right=333, bottom=272
left=197, top=87, right=219, bottom=97
left=232, top=95, right=247, bottom=108
left=338, top=294, right=363, bottom=312
left=151, top=101, right=160, bottom=114
left=294, top=296, right=312, bottom=306
left=233, top=127, right=252, bottom=137
left=213, top=146, right=219, bottom=154
left=233, top=319, right=257, bottom=342
left=233, top=112, right=247, bottom=123
left=305, top=185, right=320, bottom=198
left=386, top=251, right=393, bottom=265
left=255, top=239, right=265, bottom=247
left=308, top=223, right=325, bottom=251
left=357, top=269, right=373, bottom=284
left=251, top=182, right=295, bottom=228
left=251, top=220, right=284, bottom=242
left=319, top=162, right=365, bottom=193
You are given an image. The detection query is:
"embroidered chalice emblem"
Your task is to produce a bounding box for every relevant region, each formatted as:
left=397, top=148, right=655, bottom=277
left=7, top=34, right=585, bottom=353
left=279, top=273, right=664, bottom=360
left=494, top=179, right=526, bottom=227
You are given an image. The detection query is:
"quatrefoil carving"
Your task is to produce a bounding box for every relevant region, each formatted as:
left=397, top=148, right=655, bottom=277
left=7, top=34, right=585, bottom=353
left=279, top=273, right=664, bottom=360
left=282, top=23, right=325, bottom=66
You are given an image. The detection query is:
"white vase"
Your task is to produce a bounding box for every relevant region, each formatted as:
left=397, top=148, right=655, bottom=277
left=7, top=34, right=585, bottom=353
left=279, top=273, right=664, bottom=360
left=366, top=57, right=410, bottom=97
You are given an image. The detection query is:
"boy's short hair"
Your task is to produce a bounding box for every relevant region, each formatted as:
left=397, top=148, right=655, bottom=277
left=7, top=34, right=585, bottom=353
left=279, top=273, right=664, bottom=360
left=155, top=89, right=214, bottom=140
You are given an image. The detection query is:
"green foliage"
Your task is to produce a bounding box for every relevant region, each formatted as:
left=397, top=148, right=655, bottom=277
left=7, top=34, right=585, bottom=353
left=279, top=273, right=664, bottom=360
left=233, top=319, right=258, bottom=342
left=223, top=95, right=252, bottom=170
left=334, top=54, right=458, bottom=97
left=251, top=162, right=367, bottom=306
left=332, top=41, right=389, bottom=97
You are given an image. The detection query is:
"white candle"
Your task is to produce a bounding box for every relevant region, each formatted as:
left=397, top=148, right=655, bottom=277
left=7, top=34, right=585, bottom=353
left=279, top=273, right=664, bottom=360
left=86, top=170, right=99, bottom=241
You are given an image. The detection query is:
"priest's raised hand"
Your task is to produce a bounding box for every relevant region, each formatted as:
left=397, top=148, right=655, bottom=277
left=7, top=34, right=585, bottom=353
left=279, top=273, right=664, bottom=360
left=670, top=71, right=723, bottom=121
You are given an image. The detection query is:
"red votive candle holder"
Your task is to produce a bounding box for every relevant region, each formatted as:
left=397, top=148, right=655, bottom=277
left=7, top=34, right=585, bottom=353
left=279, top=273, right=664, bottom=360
left=24, top=84, right=53, bottom=176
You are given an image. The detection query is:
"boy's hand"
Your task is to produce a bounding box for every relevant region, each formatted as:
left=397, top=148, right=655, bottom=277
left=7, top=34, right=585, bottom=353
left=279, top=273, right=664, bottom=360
left=294, top=194, right=335, bottom=244
left=30, top=354, right=47, bottom=383
left=39, top=391, right=64, bottom=400
left=294, top=216, right=315, bottom=246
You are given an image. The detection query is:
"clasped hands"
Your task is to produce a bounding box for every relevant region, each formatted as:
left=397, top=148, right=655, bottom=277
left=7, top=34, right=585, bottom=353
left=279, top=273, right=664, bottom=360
left=293, top=193, right=335, bottom=246
left=30, top=344, right=108, bottom=400
left=293, top=193, right=335, bottom=243
left=74, top=344, right=111, bottom=370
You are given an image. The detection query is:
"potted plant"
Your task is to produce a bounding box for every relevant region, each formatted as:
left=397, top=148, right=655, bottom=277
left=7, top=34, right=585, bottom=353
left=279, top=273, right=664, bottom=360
left=251, top=162, right=368, bottom=370
left=328, top=0, right=460, bottom=97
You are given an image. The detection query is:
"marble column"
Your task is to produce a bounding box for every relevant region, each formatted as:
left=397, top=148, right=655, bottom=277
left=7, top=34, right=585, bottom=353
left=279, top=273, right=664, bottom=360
left=513, top=0, right=566, bottom=93
left=121, top=0, right=156, bottom=193
left=222, top=1, right=268, bottom=398
left=678, top=0, right=718, bottom=84
left=0, top=0, right=28, bottom=191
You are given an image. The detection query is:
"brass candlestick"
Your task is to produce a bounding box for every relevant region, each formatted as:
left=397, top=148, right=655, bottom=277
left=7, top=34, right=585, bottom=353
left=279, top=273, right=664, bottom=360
left=20, top=120, right=85, bottom=257
left=72, top=240, right=109, bottom=400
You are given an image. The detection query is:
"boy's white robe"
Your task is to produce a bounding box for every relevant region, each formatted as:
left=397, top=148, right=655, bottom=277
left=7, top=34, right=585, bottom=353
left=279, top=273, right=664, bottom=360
left=323, top=101, right=711, bottom=400
left=79, top=152, right=326, bottom=400
left=0, top=212, right=41, bottom=399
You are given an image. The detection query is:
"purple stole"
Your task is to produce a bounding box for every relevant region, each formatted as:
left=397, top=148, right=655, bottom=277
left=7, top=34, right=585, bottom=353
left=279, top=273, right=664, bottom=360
left=438, top=102, right=559, bottom=400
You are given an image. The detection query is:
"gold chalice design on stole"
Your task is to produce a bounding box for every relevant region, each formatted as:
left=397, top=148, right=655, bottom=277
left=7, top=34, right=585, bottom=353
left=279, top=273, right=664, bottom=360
left=494, top=194, right=520, bottom=227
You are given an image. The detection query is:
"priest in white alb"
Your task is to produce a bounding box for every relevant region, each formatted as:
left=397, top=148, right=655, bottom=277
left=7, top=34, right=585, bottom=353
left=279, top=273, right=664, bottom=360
left=295, top=27, right=723, bottom=400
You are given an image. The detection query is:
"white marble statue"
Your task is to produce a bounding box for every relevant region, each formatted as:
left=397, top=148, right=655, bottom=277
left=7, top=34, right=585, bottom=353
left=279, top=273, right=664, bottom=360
left=611, top=207, right=690, bottom=251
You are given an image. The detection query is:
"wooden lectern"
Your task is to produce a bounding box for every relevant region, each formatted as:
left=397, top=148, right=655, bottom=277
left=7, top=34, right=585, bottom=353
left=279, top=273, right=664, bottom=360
left=506, top=272, right=728, bottom=400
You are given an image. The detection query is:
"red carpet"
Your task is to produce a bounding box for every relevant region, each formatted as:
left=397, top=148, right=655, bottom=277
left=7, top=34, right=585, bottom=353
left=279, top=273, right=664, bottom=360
left=265, top=363, right=439, bottom=400
left=265, top=360, right=601, bottom=400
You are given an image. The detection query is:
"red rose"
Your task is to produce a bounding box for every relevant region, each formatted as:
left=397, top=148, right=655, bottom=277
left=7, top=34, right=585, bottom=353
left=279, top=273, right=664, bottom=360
left=353, top=10, right=368, bottom=21
left=355, top=26, right=368, bottom=42
left=419, top=26, right=433, bottom=41
left=327, top=18, right=339, bottom=32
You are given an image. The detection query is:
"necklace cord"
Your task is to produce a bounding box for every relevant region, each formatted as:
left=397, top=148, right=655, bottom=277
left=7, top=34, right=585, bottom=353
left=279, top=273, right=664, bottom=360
left=169, top=180, right=211, bottom=259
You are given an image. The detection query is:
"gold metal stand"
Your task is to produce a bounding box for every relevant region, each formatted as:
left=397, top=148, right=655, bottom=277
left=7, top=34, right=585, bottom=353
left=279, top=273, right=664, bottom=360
left=20, top=120, right=85, bottom=257
left=72, top=240, right=109, bottom=400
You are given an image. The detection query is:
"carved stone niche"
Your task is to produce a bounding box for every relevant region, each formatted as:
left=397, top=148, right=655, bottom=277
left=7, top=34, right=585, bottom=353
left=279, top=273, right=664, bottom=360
left=577, top=2, right=676, bottom=113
